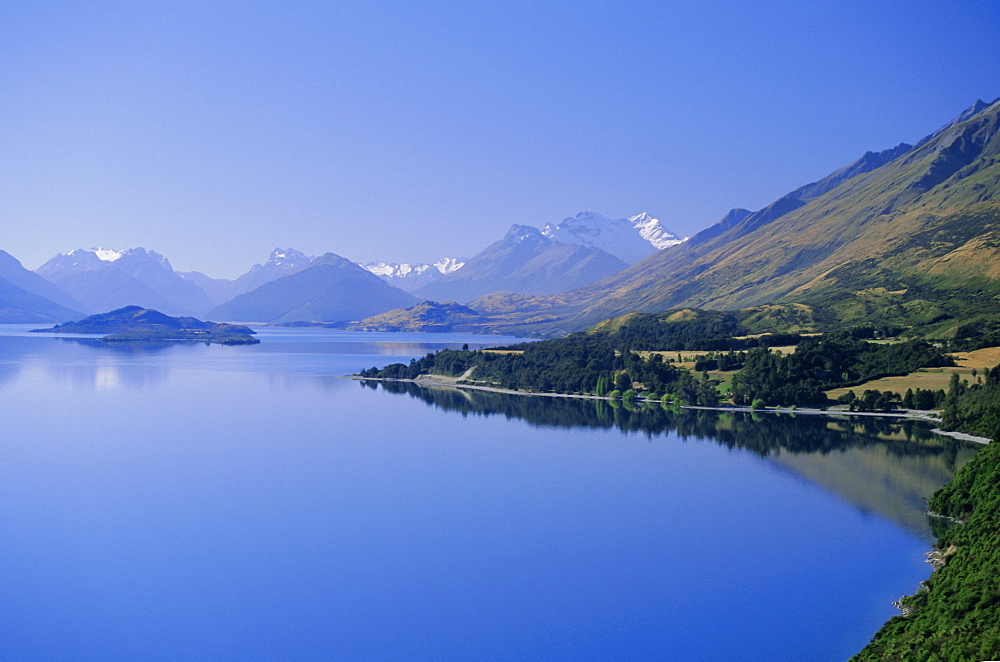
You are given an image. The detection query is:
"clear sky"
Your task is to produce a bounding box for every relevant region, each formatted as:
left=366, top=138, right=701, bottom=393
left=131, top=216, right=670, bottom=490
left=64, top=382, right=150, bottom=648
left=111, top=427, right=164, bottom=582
left=1, top=1, right=998, bottom=278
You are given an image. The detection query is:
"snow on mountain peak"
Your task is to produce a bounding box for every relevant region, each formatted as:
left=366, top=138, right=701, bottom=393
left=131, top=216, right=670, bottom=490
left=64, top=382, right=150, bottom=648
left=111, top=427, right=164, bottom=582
left=433, top=257, right=465, bottom=274
left=541, top=211, right=685, bottom=264
left=359, top=257, right=467, bottom=292
left=265, top=247, right=312, bottom=266
left=61, top=247, right=170, bottom=268
left=627, top=212, right=686, bottom=250
left=93, top=248, right=124, bottom=262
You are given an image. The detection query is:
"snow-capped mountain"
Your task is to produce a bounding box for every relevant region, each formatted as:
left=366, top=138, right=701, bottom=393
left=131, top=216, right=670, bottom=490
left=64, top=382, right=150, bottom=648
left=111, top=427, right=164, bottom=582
left=234, top=247, right=314, bottom=294
left=360, top=257, right=466, bottom=292
left=37, top=247, right=214, bottom=316
left=541, top=212, right=685, bottom=264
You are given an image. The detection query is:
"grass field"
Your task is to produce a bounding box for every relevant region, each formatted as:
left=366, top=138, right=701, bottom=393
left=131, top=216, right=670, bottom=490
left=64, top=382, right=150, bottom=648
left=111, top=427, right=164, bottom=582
left=825, top=347, right=1000, bottom=399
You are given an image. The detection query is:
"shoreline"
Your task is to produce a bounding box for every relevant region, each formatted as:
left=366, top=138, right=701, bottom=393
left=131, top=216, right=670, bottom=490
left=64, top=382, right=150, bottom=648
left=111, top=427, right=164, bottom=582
left=354, top=375, right=992, bottom=444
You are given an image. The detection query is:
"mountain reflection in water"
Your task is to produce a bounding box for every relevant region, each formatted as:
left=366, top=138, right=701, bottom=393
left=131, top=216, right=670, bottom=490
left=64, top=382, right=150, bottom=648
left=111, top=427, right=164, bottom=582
left=364, top=379, right=978, bottom=542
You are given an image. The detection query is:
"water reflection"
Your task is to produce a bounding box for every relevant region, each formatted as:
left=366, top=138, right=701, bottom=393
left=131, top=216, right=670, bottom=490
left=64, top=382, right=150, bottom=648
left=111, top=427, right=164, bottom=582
left=365, top=380, right=979, bottom=541
left=0, top=336, right=179, bottom=391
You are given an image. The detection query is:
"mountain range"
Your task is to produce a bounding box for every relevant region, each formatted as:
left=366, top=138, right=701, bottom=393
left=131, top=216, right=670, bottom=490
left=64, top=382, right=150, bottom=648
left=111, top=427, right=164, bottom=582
left=359, top=257, right=466, bottom=291
left=36, top=248, right=214, bottom=318
left=4, top=99, right=998, bottom=335
left=1, top=208, right=680, bottom=325
left=356, top=98, right=1000, bottom=337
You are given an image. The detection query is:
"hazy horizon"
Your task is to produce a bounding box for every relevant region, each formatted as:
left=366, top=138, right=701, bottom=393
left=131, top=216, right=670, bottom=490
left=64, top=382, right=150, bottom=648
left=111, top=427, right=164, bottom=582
left=2, top=1, right=998, bottom=278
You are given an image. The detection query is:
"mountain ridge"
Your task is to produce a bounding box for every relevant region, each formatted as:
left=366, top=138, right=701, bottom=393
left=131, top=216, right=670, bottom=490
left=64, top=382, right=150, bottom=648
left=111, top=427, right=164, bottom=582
left=412, top=224, right=629, bottom=303
left=357, top=99, right=1000, bottom=337
left=208, top=252, right=420, bottom=323
left=37, top=247, right=214, bottom=317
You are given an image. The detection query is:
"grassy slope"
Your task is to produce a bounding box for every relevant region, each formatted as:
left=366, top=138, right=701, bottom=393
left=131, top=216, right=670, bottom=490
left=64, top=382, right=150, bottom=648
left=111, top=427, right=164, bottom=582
left=559, top=105, right=1000, bottom=328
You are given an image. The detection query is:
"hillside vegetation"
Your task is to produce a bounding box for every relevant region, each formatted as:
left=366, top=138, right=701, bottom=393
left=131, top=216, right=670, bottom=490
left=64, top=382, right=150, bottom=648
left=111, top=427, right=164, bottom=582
left=852, top=405, right=1000, bottom=659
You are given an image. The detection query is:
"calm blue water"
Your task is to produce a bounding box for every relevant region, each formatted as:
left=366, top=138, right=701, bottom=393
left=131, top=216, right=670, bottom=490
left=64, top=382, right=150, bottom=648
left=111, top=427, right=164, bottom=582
left=0, top=327, right=975, bottom=660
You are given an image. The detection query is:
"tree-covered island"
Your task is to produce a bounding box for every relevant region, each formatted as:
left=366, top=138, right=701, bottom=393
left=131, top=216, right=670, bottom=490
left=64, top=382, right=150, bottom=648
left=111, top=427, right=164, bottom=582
left=33, top=305, right=260, bottom=344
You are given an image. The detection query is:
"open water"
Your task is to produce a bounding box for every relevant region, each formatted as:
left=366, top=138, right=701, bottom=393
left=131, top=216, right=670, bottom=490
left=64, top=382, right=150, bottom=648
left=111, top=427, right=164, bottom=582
left=0, top=326, right=977, bottom=660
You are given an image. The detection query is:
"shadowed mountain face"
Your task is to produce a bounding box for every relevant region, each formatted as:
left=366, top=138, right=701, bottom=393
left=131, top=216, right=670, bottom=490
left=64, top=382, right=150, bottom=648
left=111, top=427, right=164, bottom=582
left=0, top=250, right=83, bottom=322
left=0, top=276, right=82, bottom=323
left=0, top=250, right=84, bottom=312
left=455, top=99, right=1000, bottom=336
left=207, top=253, right=420, bottom=323
left=413, top=225, right=628, bottom=304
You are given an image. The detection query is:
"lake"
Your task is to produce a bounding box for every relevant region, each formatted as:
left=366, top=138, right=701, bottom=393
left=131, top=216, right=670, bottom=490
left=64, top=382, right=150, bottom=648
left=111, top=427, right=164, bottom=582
left=0, top=326, right=977, bottom=660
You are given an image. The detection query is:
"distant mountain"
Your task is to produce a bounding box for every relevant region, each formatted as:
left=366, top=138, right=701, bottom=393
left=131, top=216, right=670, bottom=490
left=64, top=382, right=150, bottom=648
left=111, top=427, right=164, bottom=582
left=412, top=225, right=628, bottom=303
left=181, top=248, right=314, bottom=304
left=37, top=248, right=214, bottom=317
left=541, top=211, right=684, bottom=264
left=207, top=253, right=420, bottom=323
left=360, top=257, right=466, bottom=292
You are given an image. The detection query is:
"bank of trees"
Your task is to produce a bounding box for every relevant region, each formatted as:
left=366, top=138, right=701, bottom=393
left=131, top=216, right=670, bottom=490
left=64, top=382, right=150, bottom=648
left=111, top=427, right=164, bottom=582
left=941, top=366, right=1000, bottom=437
left=853, top=410, right=1000, bottom=661
left=361, top=329, right=955, bottom=409
left=359, top=333, right=725, bottom=405
left=729, top=334, right=953, bottom=406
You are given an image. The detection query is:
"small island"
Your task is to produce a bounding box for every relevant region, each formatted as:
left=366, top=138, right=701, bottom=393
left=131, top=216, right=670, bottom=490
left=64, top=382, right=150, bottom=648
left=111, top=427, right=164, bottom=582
left=33, top=305, right=260, bottom=345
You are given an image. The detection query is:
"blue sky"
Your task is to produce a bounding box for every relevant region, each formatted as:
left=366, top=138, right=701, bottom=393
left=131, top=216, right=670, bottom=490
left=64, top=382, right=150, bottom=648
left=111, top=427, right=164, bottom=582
left=1, top=0, right=998, bottom=278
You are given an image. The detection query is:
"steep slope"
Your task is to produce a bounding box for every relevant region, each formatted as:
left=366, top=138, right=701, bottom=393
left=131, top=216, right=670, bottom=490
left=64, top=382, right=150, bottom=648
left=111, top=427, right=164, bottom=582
left=208, top=253, right=420, bottom=323
left=413, top=225, right=628, bottom=303
left=0, top=250, right=84, bottom=313
left=542, top=211, right=684, bottom=263
left=515, top=99, right=1000, bottom=333
left=0, top=275, right=82, bottom=323
left=37, top=248, right=214, bottom=316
